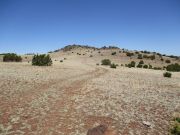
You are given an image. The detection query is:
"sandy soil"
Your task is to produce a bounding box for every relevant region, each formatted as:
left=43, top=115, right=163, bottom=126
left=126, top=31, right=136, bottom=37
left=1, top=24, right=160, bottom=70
left=0, top=54, right=180, bottom=135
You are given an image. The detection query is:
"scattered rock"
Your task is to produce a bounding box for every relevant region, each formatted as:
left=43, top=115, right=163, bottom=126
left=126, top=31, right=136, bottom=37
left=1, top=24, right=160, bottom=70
left=11, top=116, right=20, bottom=123
left=143, top=121, right=152, bottom=128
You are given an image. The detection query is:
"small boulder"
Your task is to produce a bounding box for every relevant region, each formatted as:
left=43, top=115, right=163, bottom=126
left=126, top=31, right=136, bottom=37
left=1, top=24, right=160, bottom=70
left=143, top=121, right=151, bottom=128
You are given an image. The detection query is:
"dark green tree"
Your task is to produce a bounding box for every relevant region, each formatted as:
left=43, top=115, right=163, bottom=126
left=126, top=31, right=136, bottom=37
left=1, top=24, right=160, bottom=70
left=3, top=53, right=22, bottom=62
left=32, top=54, right=52, bottom=66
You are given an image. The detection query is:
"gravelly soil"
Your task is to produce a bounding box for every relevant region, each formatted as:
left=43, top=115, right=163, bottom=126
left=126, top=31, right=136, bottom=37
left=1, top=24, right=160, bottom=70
left=0, top=57, right=180, bottom=135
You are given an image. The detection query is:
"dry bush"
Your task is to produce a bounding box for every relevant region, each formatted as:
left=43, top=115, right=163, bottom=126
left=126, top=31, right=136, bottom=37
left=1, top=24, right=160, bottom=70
left=101, top=59, right=111, bottom=65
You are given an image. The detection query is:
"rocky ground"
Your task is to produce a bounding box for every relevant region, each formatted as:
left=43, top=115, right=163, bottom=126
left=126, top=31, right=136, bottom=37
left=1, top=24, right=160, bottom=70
left=0, top=56, right=180, bottom=135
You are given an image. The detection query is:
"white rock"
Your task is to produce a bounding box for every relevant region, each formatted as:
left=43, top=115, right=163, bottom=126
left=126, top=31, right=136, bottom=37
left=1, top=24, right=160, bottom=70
left=143, top=121, right=151, bottom=127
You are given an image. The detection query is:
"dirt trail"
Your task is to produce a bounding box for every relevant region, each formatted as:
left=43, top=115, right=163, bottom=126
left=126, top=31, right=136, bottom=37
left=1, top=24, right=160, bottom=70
left=1, top=60, right=180, bottom=135
left=0, top=65, right=108, bottom=135
left=35, top=67, right=108, bottom=135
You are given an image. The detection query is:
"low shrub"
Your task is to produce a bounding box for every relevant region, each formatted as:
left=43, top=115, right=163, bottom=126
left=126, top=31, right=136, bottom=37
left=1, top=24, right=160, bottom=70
left=96, top=63, right=99, bottom=66
left=149, top=64, right=153, bottom=69
left=32, top=54, right=52, bottom=66
left=154, top=67, right=162, bottom=70
left=143, top=64, right=148, bottom=69
left=137, top=54, right=143, bottom=59
left=60, top=60, right=63, bottom=62
left=121, top=64, right=124, bottom=66
left=139, top=60, right=144, bottom=65
left=143, top=54, right=155, bottom=60
left=175, top=117, right=180, bottom=123
left=166, top=63, right=180, bottom=72
left=127, top=64, right=132, bottom=68
left=110, top=63, right=116, bottom=68
left=126, top=52, right=134, bottom=57
left=141, top=50, right=151, bottom=54
left=171, top=122, right=180, bottom=135
left=111, top=52, right=116, bottom=55
left=137, top=64, right=143, bottom=68
left=127, top=61, right=136, bottom=68
left=170, top=116, right=180, bottom=135
left=143, top=55, right=148, bottom=58
left=101, top=59, right=111, bottom=65
left=162, top=54, right=166, bottom=56
left=3, top=53, right=22, bottom=62
left=131, top=61, right=136, bottom=67
left=165, top=59, right=171, bottom=63
left=157, top=53, right=162, bottom=56
left=163, top=72, right=172, bottom=78
left=150, top=55, right=155, bottom=60
left=90, top=55, right=93, bottom=57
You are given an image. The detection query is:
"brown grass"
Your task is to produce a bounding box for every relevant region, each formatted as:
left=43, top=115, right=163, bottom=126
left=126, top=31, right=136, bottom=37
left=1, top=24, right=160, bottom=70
left=0, top=48, right=180, bottom=135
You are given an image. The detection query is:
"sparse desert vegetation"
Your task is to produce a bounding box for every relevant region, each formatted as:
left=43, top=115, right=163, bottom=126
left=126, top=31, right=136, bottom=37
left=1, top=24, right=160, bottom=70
left=137, top=54, right=143, bottom=59
left=1, top=0, right=180, bottom=134
left=3, top=53, right=22, bottom=62
left=101, top=59, right=111, bottom=65
left=149, top=64, right=153, bottom=69
left=0, top=45, right=180, bottom=135
left=127, top=61, right=136, bottom=68
left=139, top=60, right=144, bottom=65
left=163, top=72, right=172, bottom=78
left=32, top=54, right=52, bottom=66
left=143, top=64, right=148, bottom=69
left=126, top=52, right=134, bottom=57
left=137, top=63, right=143, bottom=68
left=111, top=52, right=116, bottom=55
left=143, top=54, right=155, bottom=60
left=166, top=63, right=180, bottom=72
left=165, top=59, right=171, bottom=63
left=110, top=63, right=117, bottom=68
left=170, top=114, right=180, bottom=135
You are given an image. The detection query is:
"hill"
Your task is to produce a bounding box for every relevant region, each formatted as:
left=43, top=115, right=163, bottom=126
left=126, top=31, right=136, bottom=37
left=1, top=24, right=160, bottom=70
left=0, top=45, right=180, bottom=134
left=48, top=44, right=180, bottom=70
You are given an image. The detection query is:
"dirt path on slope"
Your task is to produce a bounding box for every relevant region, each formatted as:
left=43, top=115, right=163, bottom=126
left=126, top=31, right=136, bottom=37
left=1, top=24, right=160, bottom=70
left=0, top=67, right=108, bottom=135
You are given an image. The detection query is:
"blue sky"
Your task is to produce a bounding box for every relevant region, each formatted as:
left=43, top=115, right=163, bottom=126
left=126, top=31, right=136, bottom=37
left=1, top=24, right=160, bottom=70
left=0, top=0, right=180, bottom=55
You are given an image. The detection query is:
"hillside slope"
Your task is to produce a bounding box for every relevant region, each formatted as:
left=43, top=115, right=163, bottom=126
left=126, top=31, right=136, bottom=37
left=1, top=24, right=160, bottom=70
left=48, top=45, right=180, bottom=69
left=0, top=46, right=180, bottom=134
